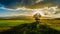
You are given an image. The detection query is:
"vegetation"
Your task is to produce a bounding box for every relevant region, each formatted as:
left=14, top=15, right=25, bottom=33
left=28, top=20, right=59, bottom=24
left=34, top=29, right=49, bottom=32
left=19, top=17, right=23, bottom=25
left=0, top=19, right=60, bottom=34
left=0, top=22, right=60, bottom=34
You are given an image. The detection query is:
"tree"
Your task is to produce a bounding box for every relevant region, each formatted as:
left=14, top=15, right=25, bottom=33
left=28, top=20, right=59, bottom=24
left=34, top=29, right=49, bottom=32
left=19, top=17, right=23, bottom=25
left=33, top=13, right=41, bottom=23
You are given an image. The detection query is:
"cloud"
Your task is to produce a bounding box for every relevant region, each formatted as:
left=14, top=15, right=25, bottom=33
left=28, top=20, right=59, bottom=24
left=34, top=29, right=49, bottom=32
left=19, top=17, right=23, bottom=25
left=0, top=0, right=60, bottom=18
left=36, top=0, right=43, bottom=3
left=0, top=0, right=37, bottom=9
left=0, top=7, right=33, bottom=17
left=0, top=0, right=60, bottom=9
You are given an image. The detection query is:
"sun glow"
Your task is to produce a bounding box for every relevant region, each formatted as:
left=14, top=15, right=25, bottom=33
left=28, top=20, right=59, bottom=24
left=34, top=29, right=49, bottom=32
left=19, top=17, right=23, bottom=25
left=32, top=9, right=45, bottom=16
left=32, top=6, right=58, bottom=16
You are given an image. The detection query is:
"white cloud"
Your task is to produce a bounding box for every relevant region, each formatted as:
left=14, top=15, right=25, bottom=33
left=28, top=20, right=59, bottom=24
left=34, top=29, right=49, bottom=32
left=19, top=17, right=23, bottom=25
left=0, top=6, right=60, bottom=18
left=36, top=0, right=43, bottom=3
left=1, top=7, right=17, bottom=11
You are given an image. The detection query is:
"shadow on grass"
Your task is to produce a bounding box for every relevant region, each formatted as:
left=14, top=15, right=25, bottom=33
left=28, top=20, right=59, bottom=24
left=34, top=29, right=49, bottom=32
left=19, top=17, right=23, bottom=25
left=0, top=22, right=60, bottom=34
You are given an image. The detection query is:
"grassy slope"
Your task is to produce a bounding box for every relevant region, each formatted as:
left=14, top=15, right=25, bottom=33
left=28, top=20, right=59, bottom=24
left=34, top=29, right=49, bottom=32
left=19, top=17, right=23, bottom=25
left=0, top=22, right=60, bottom=34
left=40, top=19, right=60, bottom=31
left=0, top=19, right=60, bottom=31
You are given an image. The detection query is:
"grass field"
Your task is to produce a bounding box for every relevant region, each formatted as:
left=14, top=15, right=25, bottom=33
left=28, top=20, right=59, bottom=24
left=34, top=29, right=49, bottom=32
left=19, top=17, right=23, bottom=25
left=0, top=20, right=35, bottom=32
left=40, top=19, right=60, bottom=31
left=0, top=20, right=35, bottom=26
left=0, top=19, right=60, bottom=32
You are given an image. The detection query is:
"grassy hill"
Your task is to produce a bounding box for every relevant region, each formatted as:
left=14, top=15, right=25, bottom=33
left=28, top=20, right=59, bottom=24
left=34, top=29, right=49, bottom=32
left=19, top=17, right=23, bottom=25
left=0, top=22, right=60, bottom=34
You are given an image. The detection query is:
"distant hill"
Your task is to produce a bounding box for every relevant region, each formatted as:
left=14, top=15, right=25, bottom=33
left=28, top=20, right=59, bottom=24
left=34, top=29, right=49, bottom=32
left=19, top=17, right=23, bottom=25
left=0, top=15, right=60, bottom=20
left=0, top=15, right=34, bottom=20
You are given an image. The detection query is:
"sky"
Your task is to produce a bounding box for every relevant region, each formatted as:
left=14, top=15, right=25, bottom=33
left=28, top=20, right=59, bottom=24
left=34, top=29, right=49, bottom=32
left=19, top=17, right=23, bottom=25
left=0, top=0, right=60, bottom=18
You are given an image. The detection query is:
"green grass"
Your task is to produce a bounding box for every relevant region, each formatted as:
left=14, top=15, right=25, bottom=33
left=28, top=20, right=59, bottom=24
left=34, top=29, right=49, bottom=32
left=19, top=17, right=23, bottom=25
left=40, top=19, right=60, bottom=31
left=0, top=19, right=60, bottom=31
left=0, top=20, right=35, bottom=31
left=0, top=20, right=35, bottom=26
